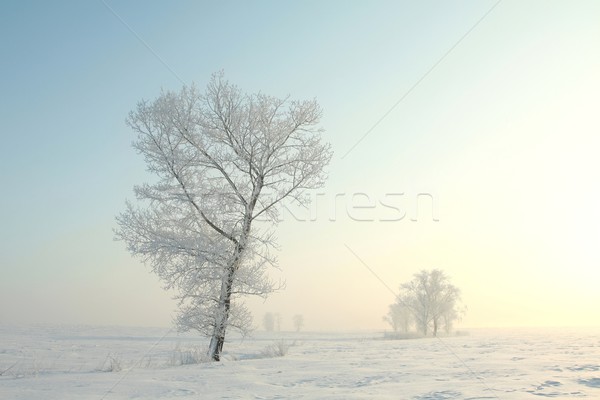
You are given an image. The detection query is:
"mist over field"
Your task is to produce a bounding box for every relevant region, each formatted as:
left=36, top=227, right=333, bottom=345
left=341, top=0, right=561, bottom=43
left=2, top=325, right=600, bottom=399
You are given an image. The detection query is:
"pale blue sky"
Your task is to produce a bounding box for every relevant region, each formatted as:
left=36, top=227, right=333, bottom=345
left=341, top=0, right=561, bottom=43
left=1, top=1, right=599, bottom=330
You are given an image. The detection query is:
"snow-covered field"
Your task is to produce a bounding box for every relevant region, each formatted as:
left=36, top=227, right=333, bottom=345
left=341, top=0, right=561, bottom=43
left=1, top=325, right=599, bottom=399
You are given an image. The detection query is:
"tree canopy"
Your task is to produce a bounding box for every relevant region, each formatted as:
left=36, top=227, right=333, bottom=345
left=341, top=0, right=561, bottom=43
left=116, top=72, right=332, bottom=360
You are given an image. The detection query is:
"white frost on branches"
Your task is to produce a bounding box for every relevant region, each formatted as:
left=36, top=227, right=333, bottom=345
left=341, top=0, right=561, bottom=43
left=386, top=269, right=464, bottom=337
left=115, top=72, right=332, bottom=360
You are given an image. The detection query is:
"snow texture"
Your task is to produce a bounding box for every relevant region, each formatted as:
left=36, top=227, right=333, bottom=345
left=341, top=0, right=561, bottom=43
left=1, top=325, right=599, bottom=399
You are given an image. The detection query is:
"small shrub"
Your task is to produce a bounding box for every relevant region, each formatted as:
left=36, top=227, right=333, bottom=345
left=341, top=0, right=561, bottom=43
left=99, top=354, right=122, bottom=372
left=383, top=331, right=422, bottom=340
left=259, top=340, right=293, bottom=358
left=169, top=344, right=209, bottom=366
left=139, top=355, right=152, bottom=369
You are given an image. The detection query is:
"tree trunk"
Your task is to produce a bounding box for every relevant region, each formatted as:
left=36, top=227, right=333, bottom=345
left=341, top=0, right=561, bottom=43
left=207, top=266, right=235, bottom=361
left=433, top=318, right=438, bottom=337
left=207, top=184, right=261, bottom=361
left=207, top=211, right=255, bottom=361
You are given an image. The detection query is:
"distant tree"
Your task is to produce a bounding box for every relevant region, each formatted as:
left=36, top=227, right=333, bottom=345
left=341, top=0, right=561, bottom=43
left=395, top=269, right=463, bottom=337
left=274, top=313, right=282, bottom=331
left=293, top=314, right=304, bottom=332
left=263, top=312, right=275, bottom=332
left=442, top=305, right=460, bottom=334
left=383, top=302, right=412, bottom=333
left=115, top=72, right=332, bottom=361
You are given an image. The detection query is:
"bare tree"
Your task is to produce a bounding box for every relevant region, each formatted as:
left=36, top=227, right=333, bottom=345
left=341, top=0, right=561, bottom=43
left=401, top=272, right=432, bottom=336
left=263, top=312, right=275, bottom=332
left=292, top=314, right=304, bottom=332
left=396, top=269, right=463, bottom=337
left=115, top=72, right=332, bottom=361
left=383, top=302, right=412, bottom=333
left=274, top=313, right=282, bottom=331
left=442, top=304, right=464, bottom=334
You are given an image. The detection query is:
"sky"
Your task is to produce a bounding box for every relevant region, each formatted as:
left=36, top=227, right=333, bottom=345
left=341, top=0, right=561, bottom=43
left=1, top=0, right=599, bottom=331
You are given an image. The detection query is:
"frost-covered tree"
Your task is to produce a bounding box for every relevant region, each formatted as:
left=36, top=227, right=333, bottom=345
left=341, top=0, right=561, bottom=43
left=293, top=314, right=304, bottom=332
left=383, top=302, right=412, bottom=333
left=396, top=269, right=463, bottom=337
left=263, top=312, right=275, bottom=332
left=274, top=313, right=282, bottom=331
left=441, top=303, right=464, bottom=334
left=115, top=72, right=332, bottom=361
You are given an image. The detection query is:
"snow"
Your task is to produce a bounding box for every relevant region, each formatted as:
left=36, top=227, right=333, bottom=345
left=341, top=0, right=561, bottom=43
left=1, top=325, right=599, bottom=399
